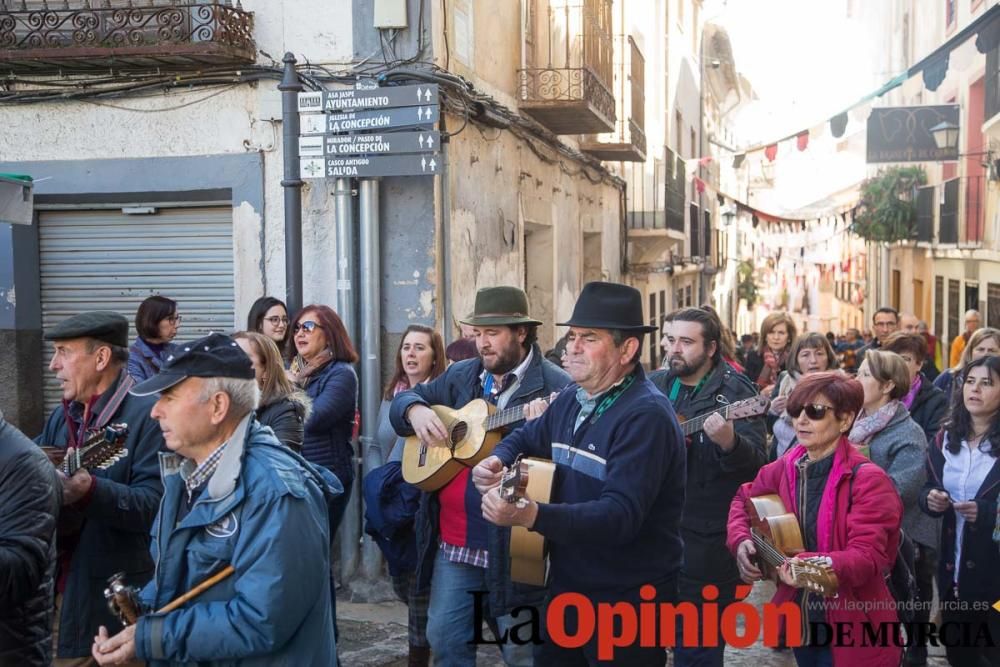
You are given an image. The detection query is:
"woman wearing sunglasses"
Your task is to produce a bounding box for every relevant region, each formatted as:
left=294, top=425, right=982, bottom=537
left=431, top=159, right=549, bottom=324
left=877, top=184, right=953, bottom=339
left=233, top=331, right=311, bottom=452
left=247, top=295, right=291, bottom=352
left=127, top=295, right=180, bottom=382
left=728, top=371, right=903, bottom=667
left=288, top=304, right=359, bottom=528
left=920, top=355, right=1000, bottom=667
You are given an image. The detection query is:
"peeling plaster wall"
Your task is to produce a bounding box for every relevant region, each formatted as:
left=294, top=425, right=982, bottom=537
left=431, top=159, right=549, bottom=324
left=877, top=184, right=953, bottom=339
left=445, top=113, right=622, bottom=349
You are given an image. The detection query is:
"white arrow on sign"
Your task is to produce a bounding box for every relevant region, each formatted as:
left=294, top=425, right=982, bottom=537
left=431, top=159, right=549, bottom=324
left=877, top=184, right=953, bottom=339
left=429, top=158, right=437, bottom=171
left=426, top=134, right=434, bottom=149
left=424, top=89, right=432, bottom=102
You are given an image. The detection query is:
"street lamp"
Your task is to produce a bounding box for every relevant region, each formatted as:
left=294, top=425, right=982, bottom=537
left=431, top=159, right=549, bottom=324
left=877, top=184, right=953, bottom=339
left=929, top=120, right=959, bottom=151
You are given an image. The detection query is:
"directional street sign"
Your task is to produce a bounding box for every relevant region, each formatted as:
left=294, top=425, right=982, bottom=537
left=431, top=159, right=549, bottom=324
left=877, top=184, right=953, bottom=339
left=298, top=84, right=439, bottom=113
left=301, top=154, right=441, bottom=179
left=300, top=105, right=440, bottom=135
left=300, top=131, right=441, bottom=157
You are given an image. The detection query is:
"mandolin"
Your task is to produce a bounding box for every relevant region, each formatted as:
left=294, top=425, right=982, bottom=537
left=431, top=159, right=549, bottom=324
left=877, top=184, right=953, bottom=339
left=745, top=494, right=839, bottom=597
left=678, top=395, right=770, bottom=436
left=499, top=454, right=555, bottom=586
left=41, top=423, right=130, bottom=475
left=402, top=399, right=546, bottom=492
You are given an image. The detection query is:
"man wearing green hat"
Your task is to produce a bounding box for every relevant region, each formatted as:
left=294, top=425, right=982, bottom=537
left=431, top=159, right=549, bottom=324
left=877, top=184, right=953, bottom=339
left=34, top=311, right=164, bottom=665
left=390, top=286, right=570, bottom=666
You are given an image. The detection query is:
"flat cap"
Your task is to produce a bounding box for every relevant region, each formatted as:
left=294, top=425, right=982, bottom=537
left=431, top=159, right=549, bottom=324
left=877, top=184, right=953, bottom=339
left=130, top=332, right=255, bottom=396
left=44, top=311, right=128, bottom=348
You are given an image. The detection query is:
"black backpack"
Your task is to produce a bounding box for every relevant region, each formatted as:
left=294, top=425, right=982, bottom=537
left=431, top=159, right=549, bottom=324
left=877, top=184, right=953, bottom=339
left=848, top=462, right=919, bottom=624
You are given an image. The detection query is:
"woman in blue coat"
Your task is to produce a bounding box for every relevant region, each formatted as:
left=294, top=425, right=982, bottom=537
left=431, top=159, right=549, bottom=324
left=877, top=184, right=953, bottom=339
left=127, top=296, right=179, bottom=381
left=288, top=304, right=359, bottom=530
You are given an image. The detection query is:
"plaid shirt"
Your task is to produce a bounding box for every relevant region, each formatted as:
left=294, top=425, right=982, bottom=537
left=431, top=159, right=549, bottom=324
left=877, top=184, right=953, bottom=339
left=183, top=442, right=228, bottom=501
left=438, top=540, right=489, bottom=569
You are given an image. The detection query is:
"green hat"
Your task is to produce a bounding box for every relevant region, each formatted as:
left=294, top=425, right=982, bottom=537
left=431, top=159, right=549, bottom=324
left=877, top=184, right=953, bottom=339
left=460, top=287, right=542, bottom=327
left=44, top=311, right=129, bottom=348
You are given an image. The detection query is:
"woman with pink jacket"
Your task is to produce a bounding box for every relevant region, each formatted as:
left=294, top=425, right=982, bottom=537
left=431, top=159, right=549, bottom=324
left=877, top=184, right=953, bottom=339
left=726, top=371, right=903, bottom=667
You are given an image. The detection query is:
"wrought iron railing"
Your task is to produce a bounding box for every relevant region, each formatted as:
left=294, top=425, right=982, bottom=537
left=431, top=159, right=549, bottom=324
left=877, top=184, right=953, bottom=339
left=582, top=33, right=645, bottom=159
left=518, top=0, right=615, bottom=126
left=0, top=1, right=254, bottom=70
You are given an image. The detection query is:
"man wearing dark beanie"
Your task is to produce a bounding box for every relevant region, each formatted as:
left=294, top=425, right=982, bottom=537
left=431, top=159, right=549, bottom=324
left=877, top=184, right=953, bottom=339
left=34, top=311, right=165, bottom=665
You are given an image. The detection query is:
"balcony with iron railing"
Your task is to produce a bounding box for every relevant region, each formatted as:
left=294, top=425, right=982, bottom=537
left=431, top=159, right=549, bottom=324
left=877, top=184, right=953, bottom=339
left=0, top=0, right=255, bottom=73
left=518, top=0, right=615, bottom=135
left=580, top=33, right=645, bottom=161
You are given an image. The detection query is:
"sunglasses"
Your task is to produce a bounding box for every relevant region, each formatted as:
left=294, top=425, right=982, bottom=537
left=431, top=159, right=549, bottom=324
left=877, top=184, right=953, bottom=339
left=264, top=316, right=290, bottom=326
left=293, top=320, right=322, bottom=333
left=787, top=403, right=835, bottom=421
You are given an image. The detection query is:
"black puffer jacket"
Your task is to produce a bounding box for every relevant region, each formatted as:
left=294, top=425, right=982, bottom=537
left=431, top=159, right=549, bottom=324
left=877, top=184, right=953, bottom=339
left=908, top=373, right=947, bottom=445
left=0, top=417, right=61, bottom=666
left=256, top=390, right=312, bottom=452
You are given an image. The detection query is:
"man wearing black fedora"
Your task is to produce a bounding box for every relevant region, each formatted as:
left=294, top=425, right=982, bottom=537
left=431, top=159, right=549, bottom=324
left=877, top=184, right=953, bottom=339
left=476, top=281, right=687, bottom=666
left=390, top=286, right=570, bottom=667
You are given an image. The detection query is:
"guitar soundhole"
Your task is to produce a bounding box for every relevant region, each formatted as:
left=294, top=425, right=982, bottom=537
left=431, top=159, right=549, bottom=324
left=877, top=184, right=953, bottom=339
left=451, top=421, right=468, bottom=447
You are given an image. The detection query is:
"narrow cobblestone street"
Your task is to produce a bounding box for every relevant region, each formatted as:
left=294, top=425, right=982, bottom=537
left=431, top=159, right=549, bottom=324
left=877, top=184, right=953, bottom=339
left=337, top=581, right=950, bottom=665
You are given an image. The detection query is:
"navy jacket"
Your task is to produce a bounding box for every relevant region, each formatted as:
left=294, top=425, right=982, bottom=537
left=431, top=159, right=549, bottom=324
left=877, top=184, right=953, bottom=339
left=919, top=434, right=1000, bottom=604
left=127, top=337, right=175, bottom=383
left=363, top=460, right=421, bottom=576
left=0, top=418, right=61, bottom=666
left=649, top=363, right=766, bottom=588
left=908, top=375, right=947, bottom=449
left=301, top=360, right=357, bottom=486
left=136, top=417, right=340, bottom=666
left=389, top=343, right=570, bottom=615
left=493, top=366, right=687, bottom=596
left=35, top=372, right=164, bottom=658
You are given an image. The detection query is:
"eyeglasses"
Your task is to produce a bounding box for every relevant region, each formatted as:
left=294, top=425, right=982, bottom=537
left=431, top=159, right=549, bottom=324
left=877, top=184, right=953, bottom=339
left=167, top=314, right=182, bottom=324
left=264, top=316, right=290, bottom=326
left=293, top=321, right=322, bottom=334
left=788, top=403, right=835, bottom=421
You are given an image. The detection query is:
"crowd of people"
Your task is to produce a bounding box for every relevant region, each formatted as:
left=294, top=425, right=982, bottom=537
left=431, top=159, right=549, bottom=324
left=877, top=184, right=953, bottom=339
left=0, top=287, right=998, bottom=667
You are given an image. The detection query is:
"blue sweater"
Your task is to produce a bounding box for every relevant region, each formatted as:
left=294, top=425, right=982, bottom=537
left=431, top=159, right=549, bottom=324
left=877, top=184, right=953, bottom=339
left=493, top=367, right=686, bottom=595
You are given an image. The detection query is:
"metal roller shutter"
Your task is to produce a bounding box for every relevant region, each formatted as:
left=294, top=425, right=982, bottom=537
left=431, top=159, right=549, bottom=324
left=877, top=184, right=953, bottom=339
left=39, top=206, right=235, bottom=411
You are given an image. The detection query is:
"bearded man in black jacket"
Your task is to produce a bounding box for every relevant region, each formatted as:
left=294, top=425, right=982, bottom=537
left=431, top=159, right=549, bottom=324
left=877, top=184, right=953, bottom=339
left=650, top=307, right=767, bottom=666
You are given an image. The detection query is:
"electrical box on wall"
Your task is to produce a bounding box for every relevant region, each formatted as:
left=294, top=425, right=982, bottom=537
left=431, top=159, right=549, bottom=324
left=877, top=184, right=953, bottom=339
left=374, top=0, right=408, bottom=29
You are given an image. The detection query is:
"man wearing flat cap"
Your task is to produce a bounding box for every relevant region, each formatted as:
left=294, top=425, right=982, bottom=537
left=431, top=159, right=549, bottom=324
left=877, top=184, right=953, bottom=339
left=475, top=282, right=687, bottom=665
left=35, top=311, right=165, bottom=665
left=390, top=286, right=570, bottom=666
left=92, top=333, right=340, bottom=666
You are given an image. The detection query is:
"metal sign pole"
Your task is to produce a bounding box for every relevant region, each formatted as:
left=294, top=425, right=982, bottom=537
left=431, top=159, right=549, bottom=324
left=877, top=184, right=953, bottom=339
left=278, top=53, right=304, bottom=315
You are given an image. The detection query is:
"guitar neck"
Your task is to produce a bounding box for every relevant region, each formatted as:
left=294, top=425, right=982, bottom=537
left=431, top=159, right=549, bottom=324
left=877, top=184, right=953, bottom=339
left=484, top=403, right=529, bottom=432
left=680, top=404, right=730, bottom=436
left=63, top=429, right=115, bottom=475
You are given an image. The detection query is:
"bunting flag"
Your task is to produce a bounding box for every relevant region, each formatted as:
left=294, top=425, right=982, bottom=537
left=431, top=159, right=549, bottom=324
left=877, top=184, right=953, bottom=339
left=796, top=131, right=809, bottom=152
left=724, top=5, right=999, bottom=164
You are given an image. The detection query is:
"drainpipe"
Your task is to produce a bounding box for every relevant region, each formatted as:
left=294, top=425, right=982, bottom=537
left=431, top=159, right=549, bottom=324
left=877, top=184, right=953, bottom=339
left=334, top=178, right=357, bottom=343
left=278, top=52, right=303, bottom=314
left=439, top=113, right=454, bottom=343
left=357, top=178, right=382, bottom=580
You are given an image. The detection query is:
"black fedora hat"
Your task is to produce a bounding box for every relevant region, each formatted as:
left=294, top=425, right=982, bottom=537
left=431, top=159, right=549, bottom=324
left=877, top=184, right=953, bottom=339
left=558, top=282, right=657, bottom=333
left=460, top=286, right=542, bottom=327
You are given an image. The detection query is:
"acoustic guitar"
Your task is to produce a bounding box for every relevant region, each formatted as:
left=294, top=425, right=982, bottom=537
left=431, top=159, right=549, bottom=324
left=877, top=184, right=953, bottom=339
left=678, top=395, right=770, bottom=436
left=41, top=422, right=130, bottom=475
left=402, top=399, right=545, bottom=492
left=499, top=454, right=555, bottom=586
left=745, top=494, right=839, bottom=597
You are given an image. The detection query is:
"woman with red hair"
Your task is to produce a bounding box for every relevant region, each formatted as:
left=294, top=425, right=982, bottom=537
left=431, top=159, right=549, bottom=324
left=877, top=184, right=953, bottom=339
left=727, top=372, right=903, bottom=667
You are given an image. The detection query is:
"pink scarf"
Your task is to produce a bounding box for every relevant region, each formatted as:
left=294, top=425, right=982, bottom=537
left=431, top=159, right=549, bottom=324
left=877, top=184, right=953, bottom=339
left=902, top=375, right=922, bottom=410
